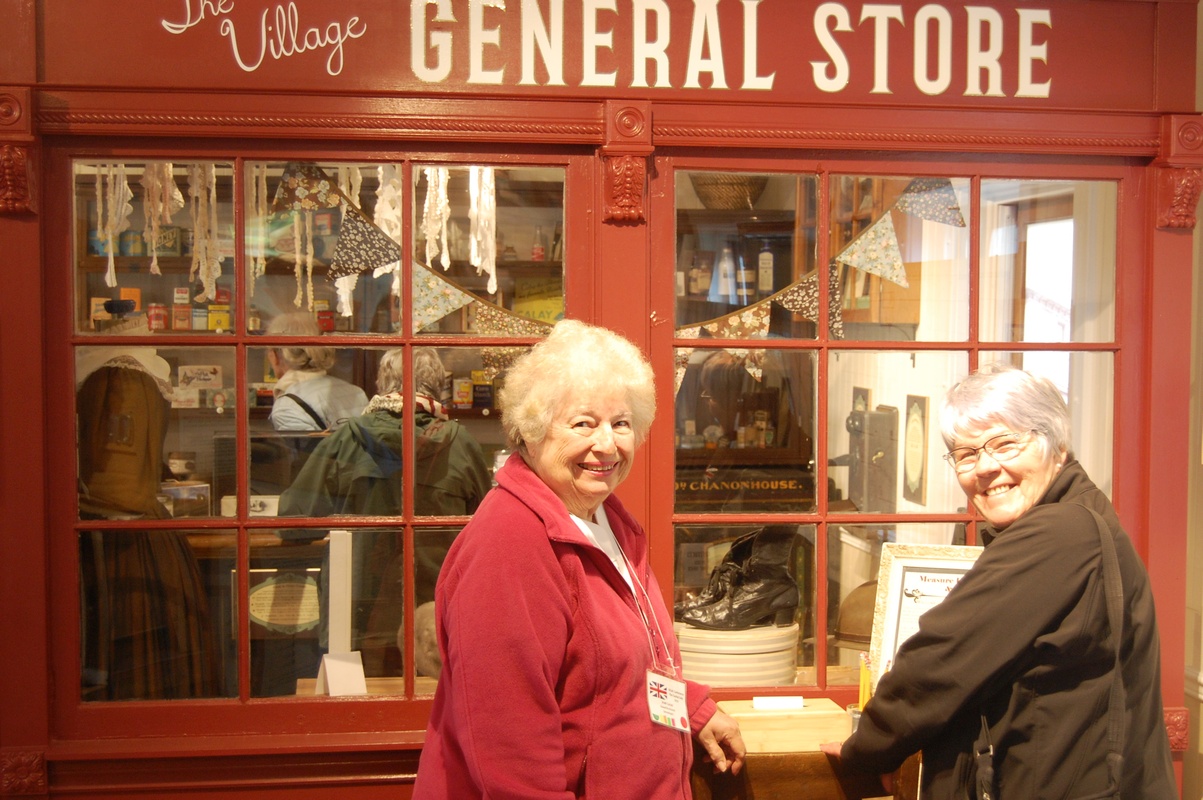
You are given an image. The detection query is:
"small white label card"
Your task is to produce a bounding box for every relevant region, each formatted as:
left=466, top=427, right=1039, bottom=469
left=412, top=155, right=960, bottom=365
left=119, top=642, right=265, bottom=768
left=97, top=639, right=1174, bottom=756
left=314, top=652, right=368, bottom=696
left=646, top=670, right=689, bottom=732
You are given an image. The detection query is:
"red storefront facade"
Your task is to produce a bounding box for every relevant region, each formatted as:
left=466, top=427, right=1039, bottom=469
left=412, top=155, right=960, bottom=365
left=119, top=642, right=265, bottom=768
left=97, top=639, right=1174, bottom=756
left=0, top=1, right=1197, bottom=796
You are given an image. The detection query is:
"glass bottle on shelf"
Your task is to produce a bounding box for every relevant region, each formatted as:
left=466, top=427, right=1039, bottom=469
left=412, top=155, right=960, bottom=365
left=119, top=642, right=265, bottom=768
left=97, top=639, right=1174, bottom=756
left=758, top=240, right=775, bottom=297
left=736, top=248, right=755, bottom=305
left=713, top=245, right=736, bottom=303
left=531, top=225, right=545, bottom=261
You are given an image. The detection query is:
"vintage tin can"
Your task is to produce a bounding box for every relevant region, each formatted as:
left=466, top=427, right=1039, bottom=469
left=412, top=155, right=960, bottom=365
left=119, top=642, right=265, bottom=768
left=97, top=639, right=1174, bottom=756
left=192, top=306, right=209, bottom=330
left=172, top=305, right=192, bottom=330
left=146, top=303, right=168, bottom=331
left=207, top=304, right=231, bottom=331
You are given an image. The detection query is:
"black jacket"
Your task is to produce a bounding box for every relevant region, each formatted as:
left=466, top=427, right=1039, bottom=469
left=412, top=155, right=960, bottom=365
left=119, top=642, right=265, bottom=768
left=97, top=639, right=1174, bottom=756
left=841, top=460, right=1177, bottom=799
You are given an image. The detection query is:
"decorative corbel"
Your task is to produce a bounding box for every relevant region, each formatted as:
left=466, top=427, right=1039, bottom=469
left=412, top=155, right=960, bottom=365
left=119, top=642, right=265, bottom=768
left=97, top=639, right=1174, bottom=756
left=1, top=749, right=47, bottom=795
left=600, top=100, right=652, bottom=224
left=1155, top=115, right=1203, bottom=231
left=0, top=87, right=36, bottom=215
left=1165, top=706, right=1189, bottom=753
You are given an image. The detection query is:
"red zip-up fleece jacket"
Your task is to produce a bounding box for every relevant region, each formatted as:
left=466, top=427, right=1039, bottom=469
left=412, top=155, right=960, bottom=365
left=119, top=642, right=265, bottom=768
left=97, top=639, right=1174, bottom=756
left=413, top=453, right=718, bottom=799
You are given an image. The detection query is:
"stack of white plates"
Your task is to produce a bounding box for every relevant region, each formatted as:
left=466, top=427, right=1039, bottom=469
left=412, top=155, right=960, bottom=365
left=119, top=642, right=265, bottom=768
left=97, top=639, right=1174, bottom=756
left=674, top=623, right=799, bottom=686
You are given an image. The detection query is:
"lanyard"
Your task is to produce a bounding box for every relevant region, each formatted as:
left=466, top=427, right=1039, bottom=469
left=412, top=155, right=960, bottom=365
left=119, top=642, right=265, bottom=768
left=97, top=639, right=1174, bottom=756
left=618, top=546, right=679, bottom=678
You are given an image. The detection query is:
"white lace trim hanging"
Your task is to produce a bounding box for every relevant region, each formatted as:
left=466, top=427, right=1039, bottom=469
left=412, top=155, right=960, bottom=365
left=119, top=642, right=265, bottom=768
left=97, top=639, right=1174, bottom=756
left=366, top=164, right=405, bottom=320
left=332, top=166, right=367, bottom=317
left=248, top=163, right=269, bottom=295
left=420, top=166, right=451, bottom=270
left=468, top=166, right=498, bottom=294
left=95, top=164, right=134, bottom=288
left=140, top=162, right=183, bottom=276
left=188, top=163, right=222, bottom=303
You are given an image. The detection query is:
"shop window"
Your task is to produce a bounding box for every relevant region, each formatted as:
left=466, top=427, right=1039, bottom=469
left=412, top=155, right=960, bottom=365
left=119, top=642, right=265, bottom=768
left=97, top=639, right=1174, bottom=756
left=69, top=157, right=562, bottom=704
left=670, top=168, right=1118, bottom=693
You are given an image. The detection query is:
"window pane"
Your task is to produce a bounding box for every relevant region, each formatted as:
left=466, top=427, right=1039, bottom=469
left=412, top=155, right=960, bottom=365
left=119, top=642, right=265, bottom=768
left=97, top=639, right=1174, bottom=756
left=978, top=351, right=1114, bottom=493
left=676, top=172, right=821, bottom=339
left=827, top=350, right=969, bottom=514
left=245, top=161, right=404, bottom=335
left=236, top=345, right=508, bottom=520
left=77, top=346, right=236, bottom=521
left=832, top=175, right=971, bottom=342
left=74, top=161, right=235, bottom=336
left=979, top=180, right=1116, bottom=343
left=413, top=166, right=565, bottom=336
left=824, top=522, right=964, bottom=686
left=80, top=528, right=232, bottom=700
left=674, top=348, right=817, bottom=513
left=673, top=524, right=815, bottom=687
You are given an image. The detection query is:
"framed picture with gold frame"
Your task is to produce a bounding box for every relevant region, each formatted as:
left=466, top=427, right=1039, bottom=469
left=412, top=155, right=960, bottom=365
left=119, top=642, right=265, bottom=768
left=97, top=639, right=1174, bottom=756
left=868, top=543, right=981, bottom=691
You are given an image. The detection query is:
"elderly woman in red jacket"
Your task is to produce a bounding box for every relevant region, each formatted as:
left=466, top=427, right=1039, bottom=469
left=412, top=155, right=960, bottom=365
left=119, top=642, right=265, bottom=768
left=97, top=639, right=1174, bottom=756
left=823, top=365, right=1176, bottom=799
left=414, top=319, right=744, bottom=799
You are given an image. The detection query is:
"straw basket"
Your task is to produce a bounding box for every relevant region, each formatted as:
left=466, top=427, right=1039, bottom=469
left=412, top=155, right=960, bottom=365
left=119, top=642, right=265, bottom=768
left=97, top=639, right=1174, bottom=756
left=688, top=173, right=769, bottom=210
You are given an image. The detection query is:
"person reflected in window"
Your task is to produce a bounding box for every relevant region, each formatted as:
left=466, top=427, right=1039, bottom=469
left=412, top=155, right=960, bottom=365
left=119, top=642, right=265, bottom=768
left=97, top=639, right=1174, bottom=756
left=415, top=320, right=745, bottom=800
left=266, top=310, right=367, bottom=432
left=278, top=347, right=491, bottom=676
left=821, top=365, right=1176, bottom=799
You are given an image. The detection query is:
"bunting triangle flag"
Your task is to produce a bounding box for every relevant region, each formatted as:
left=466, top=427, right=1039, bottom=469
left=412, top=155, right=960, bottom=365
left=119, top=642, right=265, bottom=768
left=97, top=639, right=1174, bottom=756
left=329, top=207, right=403, bottom=280
left=773, top=264, right=845, bottom=339
left=894, top=177, right=966, bottom=227
left=471, top=300, right=554, bottom=338
left=271, top=162, right=345, bottom=213
left=412, top=262, right=474, bottom=332
left=700, top=303, right=771, bottom=340
left=673, top=346, right=695, bottom=394
left=835, top=213, right=908, bottom=287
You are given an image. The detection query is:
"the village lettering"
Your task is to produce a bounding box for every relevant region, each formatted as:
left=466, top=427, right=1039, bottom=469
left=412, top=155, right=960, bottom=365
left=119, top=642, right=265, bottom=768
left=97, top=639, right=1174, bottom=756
left=161, top=0, right=367, bottom=76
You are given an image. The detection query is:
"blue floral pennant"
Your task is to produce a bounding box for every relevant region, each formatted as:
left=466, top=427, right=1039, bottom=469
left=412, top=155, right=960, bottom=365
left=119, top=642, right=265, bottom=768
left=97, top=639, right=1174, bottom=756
left=835, top=212, right=908, bottom=287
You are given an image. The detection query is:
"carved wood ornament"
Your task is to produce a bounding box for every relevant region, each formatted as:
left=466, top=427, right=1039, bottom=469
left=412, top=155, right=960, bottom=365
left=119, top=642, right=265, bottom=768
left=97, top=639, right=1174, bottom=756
left=0, top=89, right=35, bottom=216
left=601, top=101, right=652, bottom=224
left=0, top=749, right=47, bottom=796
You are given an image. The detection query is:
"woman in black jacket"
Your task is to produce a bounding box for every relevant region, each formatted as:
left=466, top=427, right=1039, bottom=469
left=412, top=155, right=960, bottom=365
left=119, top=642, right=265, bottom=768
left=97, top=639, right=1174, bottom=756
left=822, top=365, right=1177, bottom=799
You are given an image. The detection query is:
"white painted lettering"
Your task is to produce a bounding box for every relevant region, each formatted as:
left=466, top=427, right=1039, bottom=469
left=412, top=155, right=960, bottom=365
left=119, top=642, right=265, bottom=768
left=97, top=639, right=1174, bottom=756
left=913, top=5, right=951, bottom=95
left=219, top=3, right=365, bottom=76
left=412, top=0, right=455, bottom=83
left=740, top=0, right=774, bottom=90
left=964, top=6, right=1003, bottom=97
left=811, top=3, right=852, bottom=93
left=519, top=0, right=564, bottom=85
left=1016, top=9, right=1051, bottom=98
left=860, top=4, right=903, bottom=94
left=684, top=0, right=727, bottom=89
left=161, top=0, right=234, bottom=35
left=469, top=0, right=505, bottom=84
left=582, top=0, right=618, bottom=87
left=632, top=0, right=671, bottom=89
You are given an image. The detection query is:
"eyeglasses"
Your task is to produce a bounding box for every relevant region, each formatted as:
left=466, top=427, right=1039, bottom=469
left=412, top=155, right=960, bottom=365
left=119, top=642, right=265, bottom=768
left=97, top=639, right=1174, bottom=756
left=943, top=430, right=1037, bottom=473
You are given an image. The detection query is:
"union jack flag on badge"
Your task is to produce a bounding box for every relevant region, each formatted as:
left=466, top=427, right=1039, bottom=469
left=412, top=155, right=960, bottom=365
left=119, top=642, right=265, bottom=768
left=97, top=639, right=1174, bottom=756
left=649, top=681, right=669, bottom=700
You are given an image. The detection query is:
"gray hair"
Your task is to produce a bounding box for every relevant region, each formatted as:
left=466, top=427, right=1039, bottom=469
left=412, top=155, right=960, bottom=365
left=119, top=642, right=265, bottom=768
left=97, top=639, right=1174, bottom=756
left=499, top=319, right=655, bottom=451
left=267, top=311, right=334, bottom=372
left=939, top=364, right=1071, bottom=460
left=376, top=348, right=445, bottom=397
left=412, top=348, right=446, bottom=397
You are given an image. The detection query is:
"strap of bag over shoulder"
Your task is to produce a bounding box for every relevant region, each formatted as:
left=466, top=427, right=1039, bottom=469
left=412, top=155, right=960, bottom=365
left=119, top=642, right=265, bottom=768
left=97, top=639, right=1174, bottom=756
left=282, top=392, right=328, bottom=430
left=1086, top=506, right=1126, bottom=797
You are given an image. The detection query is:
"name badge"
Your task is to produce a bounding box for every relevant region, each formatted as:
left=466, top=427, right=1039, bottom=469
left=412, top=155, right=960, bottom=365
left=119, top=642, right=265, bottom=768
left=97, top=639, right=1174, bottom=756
left=646, top=670, right=689, bottom=732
